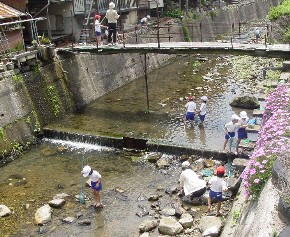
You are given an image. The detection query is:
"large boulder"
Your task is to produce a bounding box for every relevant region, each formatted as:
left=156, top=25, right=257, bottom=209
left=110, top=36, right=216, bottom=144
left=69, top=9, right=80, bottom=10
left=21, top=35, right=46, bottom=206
left=179, top=213, right=193, bottom=228
left=199, top=216, right=222, bottom=237
left=0, top=205, right=11, bottom=217
left=48, top=198, right=66, bottom=208
left=230, top=96, right=259, bottom=109
left=139, top=219, right=158, bottom=233
left=158, top=216, right=184, bottom=236
left=35, top=204, right=52, bottom=225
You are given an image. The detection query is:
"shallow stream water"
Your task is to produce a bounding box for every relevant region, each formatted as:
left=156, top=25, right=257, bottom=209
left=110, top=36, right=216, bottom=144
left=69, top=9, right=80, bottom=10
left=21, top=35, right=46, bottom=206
left=1, top=53, right=275, bottom=236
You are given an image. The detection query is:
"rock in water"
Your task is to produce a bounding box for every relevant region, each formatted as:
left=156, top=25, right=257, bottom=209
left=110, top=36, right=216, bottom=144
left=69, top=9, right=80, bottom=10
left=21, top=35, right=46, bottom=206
left=230, top=96, right=259, bottom=109
left=0, top=205, right=11, bottom=217
left=35, top=204, right=52, bottom=225
left=158, top=216, right=184, bottom=236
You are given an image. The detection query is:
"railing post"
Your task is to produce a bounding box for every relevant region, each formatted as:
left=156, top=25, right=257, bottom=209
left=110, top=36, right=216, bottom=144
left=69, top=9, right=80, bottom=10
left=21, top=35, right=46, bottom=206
left=168, top=24, right=171, bottom=42
left=200, top=21, right=202, bottom=42
left=231, top=37, right=233, bottom=48
left=239, top=21, right=241, bottom=36
left=191, top=24, right=194, bottom=42
left=265, top=33, right=267, bottom=48
left=135, top=25, right=137, bottom=43
left=144, top=53, right=149, bottom=111
left=232, top=22, right=234, bottom=32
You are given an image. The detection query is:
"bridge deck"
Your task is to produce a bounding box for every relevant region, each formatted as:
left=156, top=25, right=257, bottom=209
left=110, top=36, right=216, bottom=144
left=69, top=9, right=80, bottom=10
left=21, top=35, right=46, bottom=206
left=57, top=42, right=290, bottom=59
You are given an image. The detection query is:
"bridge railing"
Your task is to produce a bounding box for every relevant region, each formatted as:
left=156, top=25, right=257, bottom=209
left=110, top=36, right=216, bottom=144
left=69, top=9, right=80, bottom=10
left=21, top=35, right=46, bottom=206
left=118, top=20, right=272, bottom=48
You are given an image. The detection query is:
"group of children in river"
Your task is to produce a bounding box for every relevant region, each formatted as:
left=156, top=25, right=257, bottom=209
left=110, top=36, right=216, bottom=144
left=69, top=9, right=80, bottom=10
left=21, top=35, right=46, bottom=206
left=82, top=161, right=228, bottom=216
left=184, top=95, right=249, bottom=155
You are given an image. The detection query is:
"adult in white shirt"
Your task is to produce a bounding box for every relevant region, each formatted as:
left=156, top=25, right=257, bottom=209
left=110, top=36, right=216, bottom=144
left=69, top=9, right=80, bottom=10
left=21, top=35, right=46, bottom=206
left=105, top=2, right=120, bottom=45
left=179, top=161, right=206, bottom=201
left=82, top=165, right=103, bottom=208
left=183, top=96, right=196, bottom=128
left=222, top=114, right=240, bottom=153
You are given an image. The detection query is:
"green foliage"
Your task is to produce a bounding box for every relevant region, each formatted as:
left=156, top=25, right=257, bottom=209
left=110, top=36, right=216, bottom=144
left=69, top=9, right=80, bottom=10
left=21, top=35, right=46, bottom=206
left=192, top=60, right=201, bottom=68
left=267, top=70, right=281, bottom=81
left=163, top=8, right=183, bottom=18
left=232, top=208, right=241, bottom=224
left=182, top=25, right=191, bottom=42
left=32, top=65, right=41, bottom=76
left=11, top=141, right=24, bottom=154
left=38, top=34, right=51, bottom=45
left=12, top=73, right=23, bottom=83
left=208, top=10, right=218, bottom=20
left=284, top=27, right=290, bottom=42
left=31, top=110, right=41, bottom=132
left=0, top=127, right=5, bottom=140
left=269, top=0, right=290, bottom=21
left=46, top=85, right=61, bottom=117
left=247, top=155, right=275, bottom=200
left=9, top=42, right=24, bottom=53
left=25, top=116, right=31, bottom=124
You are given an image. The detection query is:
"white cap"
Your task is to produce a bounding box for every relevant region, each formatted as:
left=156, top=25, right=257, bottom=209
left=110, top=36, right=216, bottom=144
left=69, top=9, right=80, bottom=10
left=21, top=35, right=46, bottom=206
left=231, top=114, right=240, bottom=120
left=201, top=96, right=208, bottom=101
left=82, top=165, right=91, bottom=177
left=182, top=161, right=190, bottom=168
left=240, top=111, right=248, bottom=119
left=109, top=2, right=115, bottom=8
left=146, top=15, right=151, bottom=19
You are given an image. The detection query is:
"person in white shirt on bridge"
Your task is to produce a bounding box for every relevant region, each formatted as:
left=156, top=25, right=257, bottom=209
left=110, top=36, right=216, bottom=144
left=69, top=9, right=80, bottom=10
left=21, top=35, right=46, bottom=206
left=105, top=2, right=120, bottom=46
left=183, top=96, right=196, bottom=128
left=140, top=15, right=150, bottom=26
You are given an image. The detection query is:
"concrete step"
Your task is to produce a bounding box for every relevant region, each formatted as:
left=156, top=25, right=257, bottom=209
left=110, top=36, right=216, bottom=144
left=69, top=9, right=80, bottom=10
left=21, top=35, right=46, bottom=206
left=246, top=124, right=261, bottom=133
left=252, top=109, right=264, bottom=117
left=238, top=139, right=256, bottom=150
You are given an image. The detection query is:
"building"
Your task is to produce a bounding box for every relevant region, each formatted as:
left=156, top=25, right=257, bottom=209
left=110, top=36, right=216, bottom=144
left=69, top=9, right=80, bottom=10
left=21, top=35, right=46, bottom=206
left=27, top=0, right=164, bottom=44
left=0, top=1, right=27, bottom=52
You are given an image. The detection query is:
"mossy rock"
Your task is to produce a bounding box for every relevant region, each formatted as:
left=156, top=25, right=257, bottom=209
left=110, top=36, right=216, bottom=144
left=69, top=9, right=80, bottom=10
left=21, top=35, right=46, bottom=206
left=230, top=96, right=259, bottom=109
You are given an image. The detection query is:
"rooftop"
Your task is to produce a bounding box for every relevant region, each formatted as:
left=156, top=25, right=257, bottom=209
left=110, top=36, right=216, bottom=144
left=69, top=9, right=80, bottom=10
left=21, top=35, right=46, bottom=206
left=0, top=2, right=26, bottom=20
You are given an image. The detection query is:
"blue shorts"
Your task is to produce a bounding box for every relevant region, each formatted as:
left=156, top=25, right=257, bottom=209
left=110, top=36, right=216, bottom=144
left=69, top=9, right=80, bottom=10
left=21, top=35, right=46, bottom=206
left=186, top=112, right=195, bottom=121
left=225, top=132, right=235, bottom=140
left=91, top=181, right=103, bottom=191
left=209, top=190, right=222, bottom=202
left=199, top=114, right=206, bottom=121
left=95, top=31, right=101, bottom=36
left=237, top=128, right=247, bottom=139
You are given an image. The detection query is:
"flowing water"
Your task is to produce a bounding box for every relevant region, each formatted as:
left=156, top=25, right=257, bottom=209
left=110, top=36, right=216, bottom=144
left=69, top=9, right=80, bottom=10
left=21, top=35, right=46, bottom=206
left=47, top=54, right=258, bottom=151
left=0, top=54, right=266, bottom=236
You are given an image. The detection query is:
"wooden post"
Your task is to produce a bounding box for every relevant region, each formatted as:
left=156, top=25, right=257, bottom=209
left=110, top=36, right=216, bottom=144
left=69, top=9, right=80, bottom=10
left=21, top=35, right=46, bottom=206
left=191, top=24, right=194, bottom=42
left=135, top=25, right=138, bottom=43
left=144, top=53, right=150, bottom=111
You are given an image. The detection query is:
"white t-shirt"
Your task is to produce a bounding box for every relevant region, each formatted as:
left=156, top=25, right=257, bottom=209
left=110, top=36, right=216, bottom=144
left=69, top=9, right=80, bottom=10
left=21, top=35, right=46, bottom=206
left=141, top=17, right=147, bottom=24
left=89, top=170, right=102, bottom=182
left=225, top=121, right=240, bottom=132
left=95, top=20, right=101, bottom=32
left=185, top=101, right=196, bottom=113
left=209, top=176, right=227, bottom=192
left=239, top=117, right=248, bottom=126
left=106, top=9, right=119, bottom=23
left=179, top=169, right=206, bottom=196
left=199, top=102, right=207, bottom=115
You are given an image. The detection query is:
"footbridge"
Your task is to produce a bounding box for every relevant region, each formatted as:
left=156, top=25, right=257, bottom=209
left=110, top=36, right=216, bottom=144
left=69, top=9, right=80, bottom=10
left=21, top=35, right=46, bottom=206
left=57, top=42, right=290, bottom=59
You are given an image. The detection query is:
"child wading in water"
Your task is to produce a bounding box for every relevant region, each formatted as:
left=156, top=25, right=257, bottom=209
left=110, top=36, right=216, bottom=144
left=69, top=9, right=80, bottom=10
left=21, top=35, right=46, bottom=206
left=198, top=96, right=208, bottom=127
left=183, top=96, right=196, bottom=128
left=236, top=111, right=249, bottom=155
left=207, top=166, right=228, bottom=216
left=223, top=114, right=240, bottom=153
left=82, top=165, right=103, bottom=209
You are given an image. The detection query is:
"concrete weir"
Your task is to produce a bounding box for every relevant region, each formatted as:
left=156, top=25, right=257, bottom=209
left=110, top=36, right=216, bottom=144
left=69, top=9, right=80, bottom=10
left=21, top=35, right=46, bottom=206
left=42, top=128, right=248, bottom=161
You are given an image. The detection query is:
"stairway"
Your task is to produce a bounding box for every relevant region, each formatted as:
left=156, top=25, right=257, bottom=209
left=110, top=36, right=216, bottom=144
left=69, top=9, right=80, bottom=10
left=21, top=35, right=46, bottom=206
left=79, top=0, right=97, bottom=43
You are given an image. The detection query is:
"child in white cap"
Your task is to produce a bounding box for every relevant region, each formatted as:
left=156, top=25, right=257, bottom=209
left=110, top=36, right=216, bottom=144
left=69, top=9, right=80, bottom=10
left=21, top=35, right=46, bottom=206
left=236, top=111, right=249, bottom=155
left=198, top=95, right=208, bottom=127
left=82, top=165, right=103, bottom=208
left=222, top=114, right=240, bottom=153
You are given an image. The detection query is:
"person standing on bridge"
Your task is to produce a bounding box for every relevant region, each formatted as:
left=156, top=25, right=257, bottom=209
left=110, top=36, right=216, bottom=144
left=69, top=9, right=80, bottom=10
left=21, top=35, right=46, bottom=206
left=94, top=14, right=107, bottom=46
left=105, top=2, right=120, bottom=46
left=183, top=96, right=196, bottom=128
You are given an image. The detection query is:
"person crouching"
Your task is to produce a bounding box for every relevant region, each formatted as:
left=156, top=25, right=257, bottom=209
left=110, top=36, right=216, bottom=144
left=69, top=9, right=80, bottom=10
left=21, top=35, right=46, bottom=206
left=179, top=161, right=206, bottom=202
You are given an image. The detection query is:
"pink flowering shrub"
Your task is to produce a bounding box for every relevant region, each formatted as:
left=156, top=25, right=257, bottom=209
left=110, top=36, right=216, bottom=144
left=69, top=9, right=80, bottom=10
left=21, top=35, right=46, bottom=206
left=242, top=84, right=290, bottom=199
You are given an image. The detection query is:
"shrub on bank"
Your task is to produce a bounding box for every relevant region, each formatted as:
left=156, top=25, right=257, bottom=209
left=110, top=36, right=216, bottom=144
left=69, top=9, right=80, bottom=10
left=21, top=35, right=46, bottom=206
left=241, top=84, right=290, bottom=199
